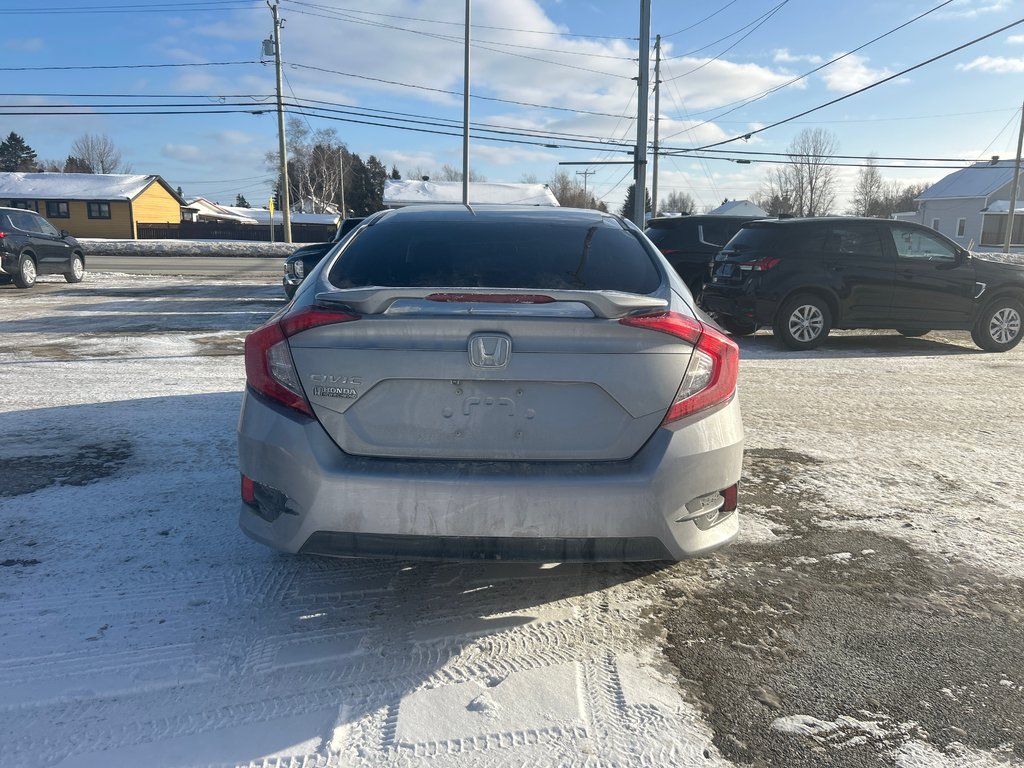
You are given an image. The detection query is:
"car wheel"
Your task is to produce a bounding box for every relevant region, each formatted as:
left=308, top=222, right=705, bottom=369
left=897, top=329, right=929, bottom=337
left=774, top=293, right=831, bottom=350
left=13, top=254, right=36, bottom=289
left=971, top=297, right=1023, bottom=352
left=717, top=316, right=758, bottom=336
left=64, top=254, right=85, bottom=283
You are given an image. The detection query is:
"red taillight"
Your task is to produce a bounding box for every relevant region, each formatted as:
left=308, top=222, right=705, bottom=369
left=738, top=257, right=780, bottom=272
left=244, top=305, right=359, bottom=415
left=619, top=311, right=739, bottom=424
left=0, top=231, right=7, bottom=238
left=426, top=293, right=555, bottom=304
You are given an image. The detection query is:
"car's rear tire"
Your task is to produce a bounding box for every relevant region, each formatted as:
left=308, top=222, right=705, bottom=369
left=971, top=297, right=1023, bottom=352
left=717, top=316, right=758, bottom=336
left=13, top=255, right=36, bottom=289
left=897, top=329, right=929, bottom=337
left=774, top=293, right=831, bottom=350
left=64, top=254, right=85, bottom=283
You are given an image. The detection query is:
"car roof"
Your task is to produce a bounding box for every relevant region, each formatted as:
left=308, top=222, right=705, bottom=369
left=646, top=214, right=764, bottom=227
left=0, top=206, right=41, bottom=214
left=374, top=205, right=625, bottom=226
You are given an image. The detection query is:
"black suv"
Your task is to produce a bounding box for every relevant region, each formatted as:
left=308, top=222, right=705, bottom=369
left=645, top=214, right=762, bottom=295
left=701, top=217, right=1024, bottom=352
left=0, top=207, right=85, bottom=289
left=283, top=217, right=364, bottom=298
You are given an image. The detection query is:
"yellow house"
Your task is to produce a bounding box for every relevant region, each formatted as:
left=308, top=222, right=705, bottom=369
left=0, top=172, right=185, bottom=239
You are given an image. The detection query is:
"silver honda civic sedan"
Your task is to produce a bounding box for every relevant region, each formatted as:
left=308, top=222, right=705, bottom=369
left=237, top=205, right=743, bottom=561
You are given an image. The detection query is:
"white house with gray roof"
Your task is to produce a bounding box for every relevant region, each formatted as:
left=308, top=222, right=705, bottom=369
left=911, top=159, right=1022, bottom=251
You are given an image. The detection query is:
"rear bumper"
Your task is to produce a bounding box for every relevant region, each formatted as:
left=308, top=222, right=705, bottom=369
left=237, top=391, right=744, bottom=562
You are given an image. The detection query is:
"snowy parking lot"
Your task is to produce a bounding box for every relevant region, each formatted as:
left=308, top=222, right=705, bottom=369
left=1, top=273, right=1022, bottom=768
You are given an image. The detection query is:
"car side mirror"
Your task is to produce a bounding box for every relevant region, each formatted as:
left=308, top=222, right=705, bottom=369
left=60, top=229, right=70, bottom=238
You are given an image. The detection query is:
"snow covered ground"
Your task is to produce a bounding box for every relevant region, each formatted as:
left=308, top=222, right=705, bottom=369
left=1, top=273, right=1022, bottom=767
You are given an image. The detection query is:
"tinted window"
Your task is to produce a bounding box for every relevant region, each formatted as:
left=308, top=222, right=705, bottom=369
left=888, top=224, right=957, bottom=262
left=824, top=224, right=883, bottom=257
left=700, top=220, right=745, bottom=247
left=329, top=217, right=662, bottom=294
left=723, top=225, right=781, bottom=252
left=645, top=220, right=698, bottom=251
left=11, top=211, right=42, bottom=233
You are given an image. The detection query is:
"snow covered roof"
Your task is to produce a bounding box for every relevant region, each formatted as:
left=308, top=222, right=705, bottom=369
left=0, top=172, right=184, bottom=203
left=707, top=200, right=768, bottom=216
left=186, top=197, right=259, bottom=224
left=384, top=180, right=560, bottom=207
left=981, top=200, right=1024, bottom=213
left=222, top=206, right=339, bottom=226
left=916, top=160, right=1018, bottom=201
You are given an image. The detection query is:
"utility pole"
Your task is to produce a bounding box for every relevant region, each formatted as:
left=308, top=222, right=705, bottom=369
left=651, top=34, right=661, bottom=219
left=633, top=0, right=652, bottom=227
left=338, top=147, right=347, bottom=221
left=576, top=168, right=595, bottom=198
left=462, top=0, right=471, bottom=205
left=1004, top=100, right=1024, bottom=254
left=268, top=1, right=292, bottom=243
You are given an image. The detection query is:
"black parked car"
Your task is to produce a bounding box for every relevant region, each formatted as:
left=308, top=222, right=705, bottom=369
left=283, top=217, right=364, bottom=298
left=0, top=207, right=85, bottom=289
left=701, top=217, right=1024, bottom=352
left=645, top=214, right=762, bottom=296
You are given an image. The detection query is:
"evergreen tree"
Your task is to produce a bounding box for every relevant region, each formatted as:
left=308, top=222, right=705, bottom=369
left=235, top=193, right=251, bottom=208
left=63, top=155, right=93, bottom=173
left=0, top=132, right=38, bottom=172
left=620, top=184, right=652, bottom=219
left=390, top=165, right=401, bottom=180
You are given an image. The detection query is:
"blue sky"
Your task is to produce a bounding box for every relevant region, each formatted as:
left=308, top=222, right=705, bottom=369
left=3, top=0, right=1023, bottom=213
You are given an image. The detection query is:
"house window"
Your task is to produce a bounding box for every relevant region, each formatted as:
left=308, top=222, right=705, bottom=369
left=930, top=218, right=940, bottom=231
left=981, top=214, right=1024, bottom=246
left=956, top=218, right=966, bottom=237
left=9, top=200, right=34, bottom=210
left=46, top=201, right=70, bottom=219
left=87, top=202, right=111, bottom=219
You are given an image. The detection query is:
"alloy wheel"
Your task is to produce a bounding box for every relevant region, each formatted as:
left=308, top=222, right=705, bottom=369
left=989, top=307, right=1021, bottom=345
left=788, top=304, right=824, bottom=343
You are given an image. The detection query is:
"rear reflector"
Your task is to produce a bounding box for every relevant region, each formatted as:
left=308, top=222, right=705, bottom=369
left=721, top=483, right=738, bottom=512
left=244, top=305, right=359, bottom=415
left=241, top=474, right=256, bottom=505
left=619, top=311, right=739, bottom=423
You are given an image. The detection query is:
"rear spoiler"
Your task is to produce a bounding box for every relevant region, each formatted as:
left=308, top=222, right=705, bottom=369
left=314, top=287, right=667, bottom=319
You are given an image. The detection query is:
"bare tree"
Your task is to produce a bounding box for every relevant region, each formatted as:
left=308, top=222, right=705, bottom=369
left=754, top=128, right=838, bottom=216
left=439, top=163, right=486, bottom=182
left=786, top=128, right=838, bottom=216
left=661, top=190, right=696, bottom=214
left=850, top=156, right=886, bottom=216
left=547, top=171, right=604, bottom=209
left=70, top=133, right=131, bottom=173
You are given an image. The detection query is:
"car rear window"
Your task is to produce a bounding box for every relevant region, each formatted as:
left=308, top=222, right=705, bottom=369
left=328, top=217, right=662, bottom=294
left=645, top=220, right=698, bottom=251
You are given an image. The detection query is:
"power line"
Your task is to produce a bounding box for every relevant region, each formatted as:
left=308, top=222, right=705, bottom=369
left=692, top=15, right=1024, bottom=151
left=662, top=0, right=789, bottom=63
left=660, top=0, right=957, bottom=140
left=281, top=5, right=634, bottom=78
left=661, top=0, right=741, bottom=38
left=0, top=0, right=260, bottom=13
left=0, top=61, right=260, bottom=72
left=282, top=0, right=636, bottom=40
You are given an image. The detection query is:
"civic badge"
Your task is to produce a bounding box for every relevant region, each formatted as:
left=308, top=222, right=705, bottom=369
left=468, top=334, right=511, bottom=368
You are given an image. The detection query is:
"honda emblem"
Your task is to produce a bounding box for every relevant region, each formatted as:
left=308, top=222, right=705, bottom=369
left=469, top=334, right=511, bottom=368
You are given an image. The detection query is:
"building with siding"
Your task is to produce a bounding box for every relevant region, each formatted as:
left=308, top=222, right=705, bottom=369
left=0, top=172, right=185, bottom=239
left=910, top=159, right=1022, bottom=251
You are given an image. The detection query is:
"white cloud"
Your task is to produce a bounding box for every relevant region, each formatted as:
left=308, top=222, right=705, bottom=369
left=938, top=0, right=1011, bottom=18
left=1008, top=34, right=1024, bottom=44
left=957, top=56, right=1024, bottom=73
left=9, top=38, right=43, bottom=51
left=820, top=54, right=895, bottom=92
left=773, top=49, right=823, bottom=65
left=162, top=144, right=204, bottom=161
